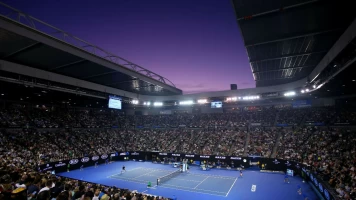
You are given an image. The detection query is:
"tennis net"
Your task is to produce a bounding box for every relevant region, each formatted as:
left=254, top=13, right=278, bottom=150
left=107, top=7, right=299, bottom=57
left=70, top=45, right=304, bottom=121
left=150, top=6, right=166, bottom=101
left=156, top=169, right=181, bottom=185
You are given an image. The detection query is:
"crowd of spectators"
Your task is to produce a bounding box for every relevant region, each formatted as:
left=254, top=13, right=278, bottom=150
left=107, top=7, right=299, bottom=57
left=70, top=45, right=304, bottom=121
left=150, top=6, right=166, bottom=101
left=1, top=104, right=356, bottom=199
left=1, top=105, right=355, bottom=129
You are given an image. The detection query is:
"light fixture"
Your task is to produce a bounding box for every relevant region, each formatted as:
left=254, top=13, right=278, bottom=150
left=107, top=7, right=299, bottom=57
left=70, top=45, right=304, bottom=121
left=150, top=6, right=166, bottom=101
left=284, top=91, right=296, bottom=97
left=301, top=90, right=305, bottom=93
left=313, top=85, right=316, bottom=88
left=305, top=89, right=309, bottom=92
left=1, top=94, right=4, bottom=96
left=197, top=99, right=207, bottom=104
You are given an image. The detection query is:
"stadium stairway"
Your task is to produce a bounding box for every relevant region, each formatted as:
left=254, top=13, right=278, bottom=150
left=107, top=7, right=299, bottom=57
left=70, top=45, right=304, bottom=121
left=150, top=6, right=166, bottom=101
left=271, top=131, right=283, bottom=158
left=243, top=128, right=250, bottom=157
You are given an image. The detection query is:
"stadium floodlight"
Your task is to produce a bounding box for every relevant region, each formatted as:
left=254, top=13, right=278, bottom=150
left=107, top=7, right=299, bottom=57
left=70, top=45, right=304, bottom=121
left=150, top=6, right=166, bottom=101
left=179, top=100, right=194, bottom=105
left=226, top=97, right=237, bottom=102
left=284, top=91, right=296, bottom=97
left=305, top=89, right=309, bottom=92
left=301, top=90, right=305, bottom=93
left=313, top=85, right=316, bottom=88
left=242, top=95, right=259, bottom=100
left=153, top=102, right=163, bottom=106
left=132, top=100, right=139, bottom=105
left=143, top=102, right=151, bottom=106
left=197, top=99, right=208, bottom=104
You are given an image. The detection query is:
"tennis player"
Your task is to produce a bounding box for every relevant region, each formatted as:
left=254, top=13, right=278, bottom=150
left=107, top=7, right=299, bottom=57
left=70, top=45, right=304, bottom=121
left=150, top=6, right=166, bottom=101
left=80, top=165, right=84, bottom=171
left=284, top=174, right=290, bottom=183
left=297, top=185, right=302, bottom=195
left=95, top=161, right=98, bottom=168
left=121, top=165, right=126, bottom=174
left=240, top=170, right=243, bottom=177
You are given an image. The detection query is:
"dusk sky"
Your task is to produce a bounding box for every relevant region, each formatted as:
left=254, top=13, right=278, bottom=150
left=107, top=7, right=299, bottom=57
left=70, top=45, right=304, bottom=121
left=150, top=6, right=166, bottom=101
left=2, top=0, right=254, bottom=94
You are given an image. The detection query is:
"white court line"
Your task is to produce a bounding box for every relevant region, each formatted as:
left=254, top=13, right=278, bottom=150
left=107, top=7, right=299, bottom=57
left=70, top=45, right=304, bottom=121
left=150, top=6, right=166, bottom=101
left=193, top=176, right=210, bottom=189
left=107, top=167, right=142, bottom=178
left=133, top=169, right=161, bottom=179
left=188, top=173, right=237, bottom=180
left=160, top=183, right=226, bottom=194
left=141, top=174, right=201, bottom=182
left=158, top=185, right=226, bottom=197
left=225, top=178, right=238, bottom=197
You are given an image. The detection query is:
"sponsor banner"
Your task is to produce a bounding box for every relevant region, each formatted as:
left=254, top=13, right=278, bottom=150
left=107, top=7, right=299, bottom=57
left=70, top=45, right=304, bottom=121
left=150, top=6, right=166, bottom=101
left=69, top=159, right=79, bottom=165
left=55, top=162, right=66, bottom=168
left=171, top=154, right=181, bottom=157
left=111, top=154, right=116, bottom=157
left=159, top=153, right=168, bottom=156
left=200, top=155, right=210, bottom=159
left=185, top=154, right=195, bottom=158
left=101, top=154, right=108, bottom=159
left=81, top=157, right=90, bottom=163
left=272, top=159, right=280, bottom=164
left=230, top=157, right=242, bottom=160
left=41, top=163, right=53, bottom=171
left=131, top=152, right=139, bottom=156
left=92, top=156, right=99, bottom=161
left=215, top=156, right=226, bottom=159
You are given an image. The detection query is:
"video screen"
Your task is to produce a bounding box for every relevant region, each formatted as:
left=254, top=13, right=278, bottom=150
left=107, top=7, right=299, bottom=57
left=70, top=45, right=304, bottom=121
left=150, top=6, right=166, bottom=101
left=287, top=169, right=294, bottom=176
left=211, top=101, right=222, bottom=108
left=108, top=96, right=122, bottom=109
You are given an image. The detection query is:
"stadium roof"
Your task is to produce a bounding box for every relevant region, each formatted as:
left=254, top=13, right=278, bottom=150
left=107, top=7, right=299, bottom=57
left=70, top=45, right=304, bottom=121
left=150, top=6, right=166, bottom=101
left=0, top=2, right=182, bottom=96
left=231, top=0, right=356, bottom=87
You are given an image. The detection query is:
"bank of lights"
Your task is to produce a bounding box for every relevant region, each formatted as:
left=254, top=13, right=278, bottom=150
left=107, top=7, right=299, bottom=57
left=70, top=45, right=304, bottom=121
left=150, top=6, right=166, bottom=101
left=179, top=100, right=194, bottom=105
left=153, top=102, right=163, bottom=106
left=242, top=96, right=259, bottom=100
left=226, top=97, right=238, bottom=102
left=197, top=99, right=208, bottom=104
left=301, top=89, right=309, bottom=93
left=132, top=100, right=139, bottom=104
left=284, top=91, right=296, bottom=97
left=143, top=102, right=151, bottom=106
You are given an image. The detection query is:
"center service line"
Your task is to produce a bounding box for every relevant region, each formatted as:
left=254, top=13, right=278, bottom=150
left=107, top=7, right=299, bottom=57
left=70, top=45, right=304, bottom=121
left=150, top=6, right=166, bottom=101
left=225, top=178, right=238, bottom=197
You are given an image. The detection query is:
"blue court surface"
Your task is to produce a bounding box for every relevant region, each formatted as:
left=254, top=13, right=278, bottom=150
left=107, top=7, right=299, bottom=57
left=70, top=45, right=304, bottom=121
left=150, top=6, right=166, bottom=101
left=58, top=161, right=318, bottom=200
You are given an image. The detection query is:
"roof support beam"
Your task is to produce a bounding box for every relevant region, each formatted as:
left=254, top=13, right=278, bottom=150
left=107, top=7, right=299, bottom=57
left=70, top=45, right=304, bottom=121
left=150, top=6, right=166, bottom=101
left=253, top=65, right=314, bottom=73
left=309, top=18, right=356, bottom=83
left=49, top=59, right=86, bottom=71
left=245, top=29, right=339, bottom=47
left=2, top=42, right=41, bottom=59
left=250, top=50, right=327, bottom=63
left=0, top=59, right=140, bottom=99
left=237, top=0, right=319, bottom=21
left=82, top=71, right=117, bottom=79
left=106, top=78, right=138, bottom=86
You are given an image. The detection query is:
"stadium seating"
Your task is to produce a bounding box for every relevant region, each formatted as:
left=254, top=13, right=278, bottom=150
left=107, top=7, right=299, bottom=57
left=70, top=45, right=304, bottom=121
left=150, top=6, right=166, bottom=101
left=0, top=104, right=356, bottom=199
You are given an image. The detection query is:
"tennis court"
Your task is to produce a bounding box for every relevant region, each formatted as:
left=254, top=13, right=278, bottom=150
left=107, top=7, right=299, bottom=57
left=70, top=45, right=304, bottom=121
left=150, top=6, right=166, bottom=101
left=108, top=167, right=237, bottom=196
left=58, top=161, right=318, bottom=200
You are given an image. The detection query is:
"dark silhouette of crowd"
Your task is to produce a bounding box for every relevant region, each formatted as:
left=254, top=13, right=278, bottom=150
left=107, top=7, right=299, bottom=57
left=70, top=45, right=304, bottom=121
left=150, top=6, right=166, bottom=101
left=0, top=104, right=355, bottom=199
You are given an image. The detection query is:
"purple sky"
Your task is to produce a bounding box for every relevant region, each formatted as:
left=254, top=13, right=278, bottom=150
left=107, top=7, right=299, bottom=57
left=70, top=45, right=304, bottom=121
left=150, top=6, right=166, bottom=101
left=3, top=0, right=255, bottom=94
